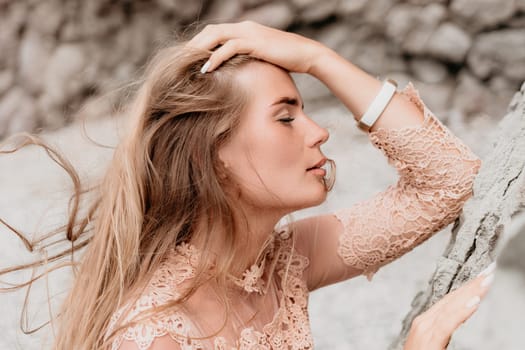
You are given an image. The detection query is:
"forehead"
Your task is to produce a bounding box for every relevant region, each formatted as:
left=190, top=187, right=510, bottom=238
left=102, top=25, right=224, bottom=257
left=234, top=61, right=301, bottom=109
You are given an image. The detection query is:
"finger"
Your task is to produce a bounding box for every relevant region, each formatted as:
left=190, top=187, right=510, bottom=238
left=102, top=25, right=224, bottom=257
left=409, top=265, right=496, bottom=348
left=432, top=267, right=496, bottom=330
left=424, top=264, right=496, bottom=321
left=188, top=23, right=242, bottom=51
left=201, top=39, right=253, bottom=73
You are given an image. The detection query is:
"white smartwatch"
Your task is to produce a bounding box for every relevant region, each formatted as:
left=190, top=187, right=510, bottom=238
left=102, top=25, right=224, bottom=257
left=357, top=78, right=398, bottom=132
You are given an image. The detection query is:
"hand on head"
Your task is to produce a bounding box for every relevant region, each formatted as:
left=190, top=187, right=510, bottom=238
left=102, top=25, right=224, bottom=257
left=187, top=21, right=328, bottom=74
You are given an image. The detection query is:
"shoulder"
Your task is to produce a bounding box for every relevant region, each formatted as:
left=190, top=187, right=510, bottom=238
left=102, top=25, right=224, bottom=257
left=105, top=244, right=202, bottom=350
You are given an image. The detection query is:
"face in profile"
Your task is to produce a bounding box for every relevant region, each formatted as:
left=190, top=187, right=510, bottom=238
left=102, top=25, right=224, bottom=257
left=219, top=61, right=330, bottom=215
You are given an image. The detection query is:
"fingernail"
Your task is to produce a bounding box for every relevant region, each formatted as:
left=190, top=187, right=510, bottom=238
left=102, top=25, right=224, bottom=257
left=477, top=261, right=497, bottom=277
left=465, top=295, right=481, bottom=308
left=481, top=273, right=494, bottom=288
left=200, top=60, right=211, bottom=74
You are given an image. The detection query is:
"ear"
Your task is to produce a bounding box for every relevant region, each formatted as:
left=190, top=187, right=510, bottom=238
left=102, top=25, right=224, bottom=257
left=217, top=146, right=231, bottom=169
left=216, top=152, right=230, bottom=180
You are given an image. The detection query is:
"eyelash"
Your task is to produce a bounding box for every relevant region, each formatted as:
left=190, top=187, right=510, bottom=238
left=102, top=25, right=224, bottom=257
left=278, top=116, right=295, bottom=124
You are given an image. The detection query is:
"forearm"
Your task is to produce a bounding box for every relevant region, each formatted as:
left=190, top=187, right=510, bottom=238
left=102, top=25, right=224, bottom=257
left=332, top=82, right=481, bottom=281
left=308, top=48, right=424, bottom=132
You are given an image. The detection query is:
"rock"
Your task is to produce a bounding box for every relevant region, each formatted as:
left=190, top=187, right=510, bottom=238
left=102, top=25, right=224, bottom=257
left=363, top=0, right=397, bottom=26
left=18, top=30, right=55, bottom=94
left=241, top=0, right=272, bottom=9
left=44, top=44, right=88, bottom=103
left=0, top=71, right=14, bottom=96
left=394, top=3, right=448, bottom=55
left=126, top=14, right=170, bottom=64
left=498, top=230, right=525, bottom=273
left=0, top=0, right=518, bottom=152
left=393, top=81, right=525, bottom=349
left=351, top=38, right=389, bottom=76
left=74, top=95, right=114, bottom=122
left=80, top=1, right=126, bottom=39
left=487, top=76, right=522, bottom=118
left=289, top=0, right=316, bottom=9
left=36, top=93, right=66, bottom=129
left=59, top=0, right=88, bottom=42
left=203, top=0, right=243, bottom=22
left=241, top=2, right=295, bottom=29
left=508, top=15, right=525, bottom=29
left=385, top=4, right=422, bottom=45
left=29, top=0, right=64, bottom=37
left=417, top=3, right=448, bottom=30
left=110, top=62, right=136, bottom=89
left=292, top=73, right=332, bottom=104
left=517, top=0, right=525, bottom=11
left=155, top=0, right=203, bottom=22
left=467, top=29, right=525, bottom=82
left=409, top=58, right=449, bottom=84
left=452, top=72, right=492, bottom=117
left=338, top=0, right=368, bottom=16
left=425, top=22, right=472, bottom=63
left=0, top=88, right=37, bottom=138
left=59, top=1, right=126, bottom=41
left=101, top=13, right=169, bottom=70
left=405, top=0, right=446, bottom=4
left=299, top=0, right=339, bottom=23
left=413, top=80, right=454, bottom=116
left=315, top=22, right=353, bottom=50
left=0, top=2, right=28, bottom=69
left=60, top=20, right=84, bottom=42
left=385, top=55, right=408, bottom=74
left=313, top=22, right=369, bottom=60
left=450, top=0, right=515, bottom=32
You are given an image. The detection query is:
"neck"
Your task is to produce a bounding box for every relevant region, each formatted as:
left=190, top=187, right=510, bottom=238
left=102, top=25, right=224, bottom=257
left=191, top=203, right=288, bottom=277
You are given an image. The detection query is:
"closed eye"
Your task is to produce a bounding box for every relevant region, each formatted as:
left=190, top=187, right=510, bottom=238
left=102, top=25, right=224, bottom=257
left=278, top=116, right=295, bottom=124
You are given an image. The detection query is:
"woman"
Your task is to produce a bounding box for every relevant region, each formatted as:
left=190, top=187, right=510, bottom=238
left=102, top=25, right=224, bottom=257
left=2, top=22, right=493, bottom=349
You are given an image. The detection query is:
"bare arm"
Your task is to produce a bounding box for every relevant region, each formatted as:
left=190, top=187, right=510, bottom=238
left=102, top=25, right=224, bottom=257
left=188, top=19, right=481, bottom=286
left=291, top=81, right=481, bottom=289
left=189, top=21, right=424, bottom=132
left=182, top=21, right=488, bottom=350
left=308, top=48, right=425, bottom=132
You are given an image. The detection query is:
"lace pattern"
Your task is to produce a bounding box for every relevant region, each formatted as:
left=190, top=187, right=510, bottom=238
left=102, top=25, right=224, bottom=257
left=104, top=81, right=481, bottom=349
left=105, top=229, right=313, bottom=350
left=334, top=82, right=481, bottom=281
left=105, top=243, right=204, bottom=350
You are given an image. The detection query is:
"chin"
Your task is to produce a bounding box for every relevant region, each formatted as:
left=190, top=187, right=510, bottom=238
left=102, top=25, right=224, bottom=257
left=313, top=191, right=328, bottom=206
left=298, top=189, right=328, bottom=210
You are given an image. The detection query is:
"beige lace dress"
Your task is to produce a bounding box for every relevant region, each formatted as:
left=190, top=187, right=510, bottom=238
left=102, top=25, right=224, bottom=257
left=104, top=83, right=482, bottom=350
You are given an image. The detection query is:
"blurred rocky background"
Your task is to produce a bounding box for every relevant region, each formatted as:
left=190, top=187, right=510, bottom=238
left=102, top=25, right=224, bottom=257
left=1, top=0, right=525, bottom=139
left=1, top=0, right=525, bottom=349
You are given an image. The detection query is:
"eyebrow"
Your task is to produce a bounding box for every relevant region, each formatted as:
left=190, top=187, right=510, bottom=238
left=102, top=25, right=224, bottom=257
left=269, top=97, right=304, bottom=110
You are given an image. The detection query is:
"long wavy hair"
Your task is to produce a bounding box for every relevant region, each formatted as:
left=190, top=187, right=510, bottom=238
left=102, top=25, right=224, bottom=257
left=0, top=41, right=335, bottom=350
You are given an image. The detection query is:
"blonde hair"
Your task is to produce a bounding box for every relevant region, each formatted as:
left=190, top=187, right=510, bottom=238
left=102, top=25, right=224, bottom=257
left=0, top=41, right=335, bottom=350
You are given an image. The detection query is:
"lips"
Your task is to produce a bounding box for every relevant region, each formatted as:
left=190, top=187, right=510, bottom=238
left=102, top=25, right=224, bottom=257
left=307, top=158, right=327, bottom=171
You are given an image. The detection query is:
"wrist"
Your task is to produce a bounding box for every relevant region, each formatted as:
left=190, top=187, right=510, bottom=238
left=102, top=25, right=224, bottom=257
left=306, top=45, right=339, bottom=77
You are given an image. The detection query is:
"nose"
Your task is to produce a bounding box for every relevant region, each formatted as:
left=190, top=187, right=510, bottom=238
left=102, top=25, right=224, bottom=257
left=306, top=117, right=329, bottom=148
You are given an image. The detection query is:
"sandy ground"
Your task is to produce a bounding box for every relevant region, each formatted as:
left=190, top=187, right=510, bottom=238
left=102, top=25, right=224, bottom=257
left=1, top=105, right=523, bottom=349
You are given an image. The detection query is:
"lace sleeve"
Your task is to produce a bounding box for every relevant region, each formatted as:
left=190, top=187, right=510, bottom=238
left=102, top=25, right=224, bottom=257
left=334, top=82, right=481, bottom=281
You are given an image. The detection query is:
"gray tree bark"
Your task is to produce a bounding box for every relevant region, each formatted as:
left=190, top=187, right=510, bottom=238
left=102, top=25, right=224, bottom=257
left=390, top=81, right=525, bottom=350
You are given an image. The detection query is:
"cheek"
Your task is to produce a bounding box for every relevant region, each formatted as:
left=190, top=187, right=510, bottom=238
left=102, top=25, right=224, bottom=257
left=249, top=127, right=301, bottom=173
